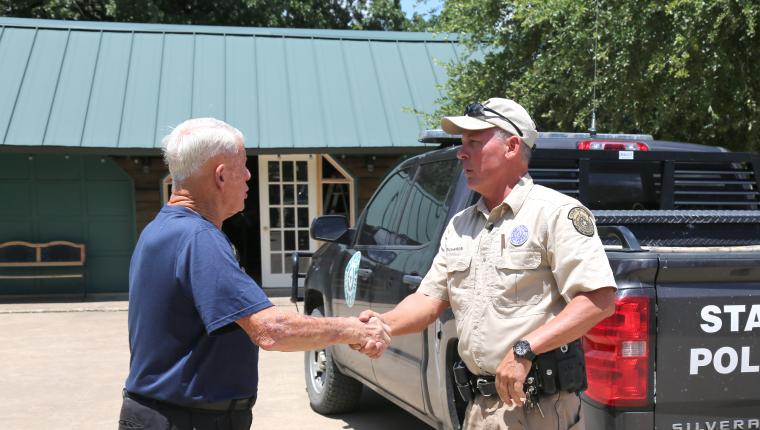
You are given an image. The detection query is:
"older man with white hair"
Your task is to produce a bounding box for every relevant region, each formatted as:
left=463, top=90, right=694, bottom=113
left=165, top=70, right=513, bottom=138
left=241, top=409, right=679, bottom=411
left=119, top=118, right=390, bottom=430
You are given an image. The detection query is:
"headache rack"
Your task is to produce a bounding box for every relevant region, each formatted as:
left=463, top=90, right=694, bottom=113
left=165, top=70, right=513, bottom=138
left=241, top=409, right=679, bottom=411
left=529, top=149, right=760, bottom=210
left=528, top=149, right=760, bottom=247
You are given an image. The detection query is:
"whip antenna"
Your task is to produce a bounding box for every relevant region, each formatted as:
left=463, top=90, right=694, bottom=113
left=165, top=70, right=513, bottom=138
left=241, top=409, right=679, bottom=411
left=589, top=0, right=599, bottom=136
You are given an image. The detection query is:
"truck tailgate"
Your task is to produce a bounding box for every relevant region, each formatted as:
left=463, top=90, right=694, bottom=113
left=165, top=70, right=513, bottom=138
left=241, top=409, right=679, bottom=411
left=655, top=251, right=760, bottom=429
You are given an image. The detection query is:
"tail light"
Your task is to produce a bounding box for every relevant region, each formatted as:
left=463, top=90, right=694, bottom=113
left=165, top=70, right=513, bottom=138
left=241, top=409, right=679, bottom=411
left=583, top=295, right=651, bottom=407
left=577, top=140, right=649, bottom=151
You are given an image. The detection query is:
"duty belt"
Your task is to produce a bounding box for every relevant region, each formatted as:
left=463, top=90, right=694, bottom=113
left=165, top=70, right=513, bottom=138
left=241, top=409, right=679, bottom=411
left=469, top=375, right=497, bottom=397
left=451, top=340, right=588, bottom=404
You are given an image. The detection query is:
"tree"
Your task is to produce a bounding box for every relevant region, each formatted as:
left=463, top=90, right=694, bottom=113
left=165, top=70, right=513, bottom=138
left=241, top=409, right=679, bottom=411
left=434, top=0, right=760, bottom=151
left=1, top=0, right=413, bottom=30
left=352, top=0, right=406, bottom=31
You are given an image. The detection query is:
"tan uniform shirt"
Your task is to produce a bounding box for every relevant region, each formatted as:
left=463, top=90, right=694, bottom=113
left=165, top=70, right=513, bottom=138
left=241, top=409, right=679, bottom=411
left=418, top=174, right=617, bottom=375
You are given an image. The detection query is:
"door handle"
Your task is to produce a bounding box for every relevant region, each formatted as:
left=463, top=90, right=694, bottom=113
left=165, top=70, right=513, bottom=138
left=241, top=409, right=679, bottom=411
left=357, top=268, right=373, bottom=279
left=402, top=274, right=423, bottom=290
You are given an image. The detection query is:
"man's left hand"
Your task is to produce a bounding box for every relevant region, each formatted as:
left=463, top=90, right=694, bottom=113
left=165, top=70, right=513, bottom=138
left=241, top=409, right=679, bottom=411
left=495, top=350, right=532, bottom=407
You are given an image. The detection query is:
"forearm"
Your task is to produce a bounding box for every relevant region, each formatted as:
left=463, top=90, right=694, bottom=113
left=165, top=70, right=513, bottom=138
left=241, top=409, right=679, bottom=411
left=382, top=292, right=448, bottom=336
left=524, top=287, right=616, bottom=354
left=237, top=307, right=364, bottom=352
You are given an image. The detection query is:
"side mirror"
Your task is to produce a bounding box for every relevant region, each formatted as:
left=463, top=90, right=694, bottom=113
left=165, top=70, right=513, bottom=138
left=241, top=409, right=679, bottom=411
left=310, top=215, right=353, bottom=244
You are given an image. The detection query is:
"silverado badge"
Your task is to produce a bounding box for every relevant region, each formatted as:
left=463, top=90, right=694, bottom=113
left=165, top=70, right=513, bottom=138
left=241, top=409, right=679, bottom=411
left=568, top=207, right=595, bottom=237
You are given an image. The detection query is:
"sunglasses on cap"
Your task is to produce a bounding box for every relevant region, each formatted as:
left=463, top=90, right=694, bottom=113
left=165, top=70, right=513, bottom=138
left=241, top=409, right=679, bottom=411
left=464, top=103, right=524, bottom=138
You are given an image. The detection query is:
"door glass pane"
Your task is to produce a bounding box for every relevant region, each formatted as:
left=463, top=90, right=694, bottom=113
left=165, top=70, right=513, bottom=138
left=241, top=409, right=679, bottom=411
left=284, top=208, right=295, bottom=227
left=296, top=184, right=308, bottom=205
left=283, top=185, right=294, bottom=204
left=270, top=253, right=282, bottom=273
left=270, top=231, right=282, bottom=251
left=269, top=185, right=280, bottom=205
left=298, top=230, right=309, bottom=250
left=270, top=208, right=281, bottom=228
left=296, top=161, right=307, bottom=181
left=323, top=183, right=350, bottom=219
left=357, top=167, right=414, bottom=246
left=397, top=158, right=460, bottom=246
left=298, top=256, right=309, bottom=273
left=268, top=161, right=280, bottom=181
left=284, top=230, right=296, bottom=250
left=297, top=208, right=308, bottom=228
left=284, top=253, right=293, bottom=274
left=283, top=161, right=294, bottom=182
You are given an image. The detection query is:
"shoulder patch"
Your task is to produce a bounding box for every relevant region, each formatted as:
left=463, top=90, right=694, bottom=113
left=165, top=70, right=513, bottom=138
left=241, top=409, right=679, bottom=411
left=567, top=207, right=595, bottom=237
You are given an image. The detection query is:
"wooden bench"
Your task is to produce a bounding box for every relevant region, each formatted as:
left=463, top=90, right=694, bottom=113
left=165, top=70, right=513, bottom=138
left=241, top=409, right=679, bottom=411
left=0, top=241, right=86, bottom=281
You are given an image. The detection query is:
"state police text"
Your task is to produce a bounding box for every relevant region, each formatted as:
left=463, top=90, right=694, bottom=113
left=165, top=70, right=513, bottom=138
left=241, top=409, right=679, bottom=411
left=690, top=304, right=760, bottom=375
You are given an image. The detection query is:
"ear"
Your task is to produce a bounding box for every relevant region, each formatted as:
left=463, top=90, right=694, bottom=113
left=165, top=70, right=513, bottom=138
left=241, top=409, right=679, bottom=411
left=504, top=135, right=521, bottom=159
left=214, top=163, right=226, bottom=189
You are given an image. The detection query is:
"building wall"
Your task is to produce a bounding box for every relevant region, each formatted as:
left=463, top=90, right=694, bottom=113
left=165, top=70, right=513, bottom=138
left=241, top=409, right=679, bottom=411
left=113, top=156, right=168, bottom=235
left=0, top=153, right=136, bottom=297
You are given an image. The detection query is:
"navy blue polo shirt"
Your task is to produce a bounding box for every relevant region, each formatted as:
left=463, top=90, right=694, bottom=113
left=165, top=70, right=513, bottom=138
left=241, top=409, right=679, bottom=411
left=125, top=205, right=272, bottom=404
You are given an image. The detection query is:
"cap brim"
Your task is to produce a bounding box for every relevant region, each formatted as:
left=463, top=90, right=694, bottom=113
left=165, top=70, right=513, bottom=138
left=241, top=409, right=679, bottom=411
left=441, top=116, right=496, bottom=135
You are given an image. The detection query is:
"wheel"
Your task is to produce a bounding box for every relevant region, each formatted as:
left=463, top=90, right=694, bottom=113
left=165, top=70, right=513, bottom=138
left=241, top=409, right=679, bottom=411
left=304, top=307, right=363, bottom=414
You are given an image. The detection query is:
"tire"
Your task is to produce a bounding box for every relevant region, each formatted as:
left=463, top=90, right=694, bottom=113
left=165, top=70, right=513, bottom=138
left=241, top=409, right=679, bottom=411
left=304, top=308, right=363, bottom=414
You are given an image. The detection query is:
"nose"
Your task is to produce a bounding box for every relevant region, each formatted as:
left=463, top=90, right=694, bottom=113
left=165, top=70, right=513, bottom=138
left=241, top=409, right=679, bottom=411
left=456, top=146, right=469, bottom=160
left=245, top=168, right=251, bottom=181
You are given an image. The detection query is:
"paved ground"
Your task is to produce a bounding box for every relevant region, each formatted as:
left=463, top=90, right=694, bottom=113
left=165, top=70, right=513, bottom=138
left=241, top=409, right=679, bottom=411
left=0, top=297, right=430, bottom=429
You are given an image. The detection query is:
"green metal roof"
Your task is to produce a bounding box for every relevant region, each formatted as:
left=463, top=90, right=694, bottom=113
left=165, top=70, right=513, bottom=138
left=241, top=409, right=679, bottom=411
left=0, top=18, right=464, bottom=152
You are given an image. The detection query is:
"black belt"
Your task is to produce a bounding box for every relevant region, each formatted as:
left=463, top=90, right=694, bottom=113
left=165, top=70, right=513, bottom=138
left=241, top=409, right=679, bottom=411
left=469, top=375, right=498, bottom=397
left=123, top=389, right=256, bottom=412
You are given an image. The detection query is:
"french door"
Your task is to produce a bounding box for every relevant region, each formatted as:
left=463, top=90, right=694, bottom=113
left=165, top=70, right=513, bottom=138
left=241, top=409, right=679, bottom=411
left=258, top=155, right=317, bottom=288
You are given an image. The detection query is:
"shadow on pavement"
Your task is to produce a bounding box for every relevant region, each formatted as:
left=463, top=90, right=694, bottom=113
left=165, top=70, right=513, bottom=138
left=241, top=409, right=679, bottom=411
left=332, top=388, right=432, bottom=430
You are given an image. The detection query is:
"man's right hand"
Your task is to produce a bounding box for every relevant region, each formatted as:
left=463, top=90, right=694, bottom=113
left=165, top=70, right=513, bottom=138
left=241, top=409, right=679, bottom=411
left=357, top=309, right=382, bottom=323
left=352, top=311, right=390, bottom=358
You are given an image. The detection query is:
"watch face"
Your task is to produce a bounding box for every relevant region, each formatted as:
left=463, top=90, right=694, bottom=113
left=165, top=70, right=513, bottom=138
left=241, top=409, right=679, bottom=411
left=514, top=340, right=533, bottom=359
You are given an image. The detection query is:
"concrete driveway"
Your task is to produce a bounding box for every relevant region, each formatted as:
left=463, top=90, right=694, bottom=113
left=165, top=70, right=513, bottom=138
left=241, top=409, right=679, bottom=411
left=0, top=297, right=430, bottom=429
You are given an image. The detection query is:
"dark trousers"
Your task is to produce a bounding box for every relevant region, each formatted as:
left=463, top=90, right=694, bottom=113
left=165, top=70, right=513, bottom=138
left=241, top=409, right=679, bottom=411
left=118, top=396, right=253, bottom=430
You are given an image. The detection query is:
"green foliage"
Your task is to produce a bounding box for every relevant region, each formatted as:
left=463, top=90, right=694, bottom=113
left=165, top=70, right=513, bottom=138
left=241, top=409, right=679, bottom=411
left=352, top=0, right=406, bottom=30
left=435, top=0, right=760, bottom=151
left=0, top=0, right=425, bottom=30
left=404, top=0, right=441, bottom=31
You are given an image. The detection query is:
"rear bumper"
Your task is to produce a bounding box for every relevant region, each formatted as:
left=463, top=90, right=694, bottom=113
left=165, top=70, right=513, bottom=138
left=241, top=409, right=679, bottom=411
left=582, top=399, right=653, bottom=430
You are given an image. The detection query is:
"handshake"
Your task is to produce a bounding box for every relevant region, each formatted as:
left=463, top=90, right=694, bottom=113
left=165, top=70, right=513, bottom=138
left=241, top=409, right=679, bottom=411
left=350, top=310, right=390, bottom=359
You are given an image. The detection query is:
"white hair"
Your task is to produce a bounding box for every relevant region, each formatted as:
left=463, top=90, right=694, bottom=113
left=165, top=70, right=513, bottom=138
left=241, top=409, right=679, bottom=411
left=495, top=128, right=532, bottom=164
left=161, top=118, right=244, bottom=186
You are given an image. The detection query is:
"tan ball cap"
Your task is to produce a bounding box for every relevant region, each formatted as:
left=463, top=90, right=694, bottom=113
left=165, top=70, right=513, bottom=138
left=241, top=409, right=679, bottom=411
left=441, top=98, right=539, bottom=148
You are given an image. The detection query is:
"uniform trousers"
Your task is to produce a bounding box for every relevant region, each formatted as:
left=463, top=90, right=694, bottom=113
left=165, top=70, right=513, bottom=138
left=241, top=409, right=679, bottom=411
left=118, top=395, right=253, bottom=430
left=463, top=391, right=584, bottom=430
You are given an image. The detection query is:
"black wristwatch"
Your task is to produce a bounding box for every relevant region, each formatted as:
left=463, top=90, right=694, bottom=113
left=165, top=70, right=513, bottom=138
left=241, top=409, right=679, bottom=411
left=513, top=340, right=536, bottom=361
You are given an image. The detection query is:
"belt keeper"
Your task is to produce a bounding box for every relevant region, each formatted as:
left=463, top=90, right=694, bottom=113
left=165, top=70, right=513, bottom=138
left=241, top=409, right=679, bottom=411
left=476, top=378, right=494, bottom=397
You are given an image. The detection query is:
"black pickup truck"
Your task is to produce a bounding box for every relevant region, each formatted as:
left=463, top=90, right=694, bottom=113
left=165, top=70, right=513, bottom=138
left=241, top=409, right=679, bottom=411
left=294, top=131, right=760, bottom=430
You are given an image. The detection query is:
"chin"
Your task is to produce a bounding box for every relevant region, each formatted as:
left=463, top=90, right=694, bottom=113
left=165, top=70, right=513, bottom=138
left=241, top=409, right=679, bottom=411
left=466, top=177, right=481, bottom=189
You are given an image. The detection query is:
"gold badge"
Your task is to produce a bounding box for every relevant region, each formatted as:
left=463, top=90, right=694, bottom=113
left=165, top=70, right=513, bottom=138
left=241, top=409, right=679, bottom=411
left=568, top=207, right=595, bottom=237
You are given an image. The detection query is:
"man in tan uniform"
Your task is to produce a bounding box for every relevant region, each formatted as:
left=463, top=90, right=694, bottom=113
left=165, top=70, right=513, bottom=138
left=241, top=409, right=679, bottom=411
left=358, top=98, right=617, bottom=429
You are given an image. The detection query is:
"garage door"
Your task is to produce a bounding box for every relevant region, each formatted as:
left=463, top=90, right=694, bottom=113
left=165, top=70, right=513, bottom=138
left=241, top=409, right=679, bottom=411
left=0, top=153, right=135, bottom=297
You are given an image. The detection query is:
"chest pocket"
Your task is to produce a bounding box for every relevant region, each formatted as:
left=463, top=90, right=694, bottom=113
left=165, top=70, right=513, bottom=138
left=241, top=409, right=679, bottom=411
left=447, top=257, right=472, bottom=286
left=492, top=250, right=546, bottom=309
left=447, top=256, right=473, bottom=315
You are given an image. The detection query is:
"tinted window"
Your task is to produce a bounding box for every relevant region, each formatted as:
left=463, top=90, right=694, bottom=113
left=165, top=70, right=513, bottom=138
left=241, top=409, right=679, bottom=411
left=396, top=159, right=460, bottom=246
left=357, top=166, right=414, bottom=246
